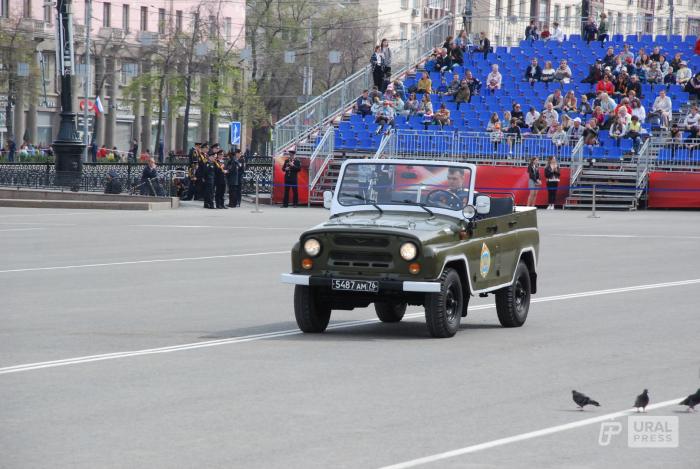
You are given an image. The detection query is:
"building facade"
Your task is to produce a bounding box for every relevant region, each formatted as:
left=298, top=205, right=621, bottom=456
left=0, top=0, right=245, bottom=156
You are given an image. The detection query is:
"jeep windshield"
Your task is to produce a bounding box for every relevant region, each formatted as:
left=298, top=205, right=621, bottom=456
left=337, top=162, right=473, bottom=213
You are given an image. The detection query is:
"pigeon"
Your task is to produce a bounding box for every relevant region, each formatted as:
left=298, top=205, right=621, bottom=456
left=634, top=389, right=650, bottom=412
left=572, top=390, right=600, bottom=410
left=678, top=388, right=700, bottom=412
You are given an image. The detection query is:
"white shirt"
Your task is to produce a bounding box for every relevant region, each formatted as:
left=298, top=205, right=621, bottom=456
left=631, top=106, right=646, bottom=123
left=525, top=111, right=540, bottom=127
left=541, top=109, right=559, bottom=126
left=683, top=112, right=700, bottom=128
left=653, top=96, right=672, bottom=114
left=550, top=27, right=564, bottom=42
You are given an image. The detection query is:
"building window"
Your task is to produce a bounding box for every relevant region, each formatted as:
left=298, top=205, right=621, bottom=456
left=122, top=5, right=129, bottom=32
left=495, top=0, right=502, bottom=17
left=103, top=3, right=111, bottom=28
left=520, top=1, right=526, bottom=17
left=401, top=0, right=409, bottom=9
left=158, top=8, right=166, bottom=34
left=23, top=0, right=31, bottom=17
left=1, top=0, right=9, bottom=18
left=411, top=24, right=419, bottom=38
left=564, top=6, right=570, bottom=28
left=538, top=0, right=549, bottom=23
left=553, top=4, right=560, bottom=22
left=225, top=17, right=232, bottom=41
left=209, top=15, right=216, bottom=36
left=400, top=23, right=408, bottom=42
left=176, top=11, right=183, bottom=32
left=412, top=0, right=419, bottom=8
left=140, top=6, right=148, bottom=31
left=44, top=2, right=52, bottom=24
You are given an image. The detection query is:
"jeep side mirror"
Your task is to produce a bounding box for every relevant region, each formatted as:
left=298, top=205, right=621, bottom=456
left=323, top=191, right=333, bottom=209
left=475, top=195, right=491, bottom=215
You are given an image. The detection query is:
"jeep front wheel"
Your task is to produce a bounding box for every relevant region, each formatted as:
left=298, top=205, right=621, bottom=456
left=424, top=268, right=463, bottom=338
left=375, top=302, right=407, bottom=323
left=495, top=261, right=531, bottom=328
left=294, top=285, right=331, bottom=333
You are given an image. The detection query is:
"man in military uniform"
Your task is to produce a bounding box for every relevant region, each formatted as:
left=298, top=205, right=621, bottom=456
left=282, top=150, right=301, bottom=207
left=226, top=149, right=244, bottom=207
left=182, top=142, right=201, bottom=201
left=214, top=148, right=228, bottom=209
left=202, top=151, right=216, bottom=209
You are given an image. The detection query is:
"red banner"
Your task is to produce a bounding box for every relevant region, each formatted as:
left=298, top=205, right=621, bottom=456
left=474, top=165, right=571, bottom=206
left=272, top=156, right=310, bottom=205
left=648, top=172, right=700, bottom=208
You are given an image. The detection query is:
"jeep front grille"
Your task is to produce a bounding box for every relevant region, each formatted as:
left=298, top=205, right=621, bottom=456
left=329, top=250, right=393, bottom=268
left=333, top=236, right=390, bottom=248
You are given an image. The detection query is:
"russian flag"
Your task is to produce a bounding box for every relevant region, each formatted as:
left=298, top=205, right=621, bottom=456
left=95, top=96, right=105, bottom=116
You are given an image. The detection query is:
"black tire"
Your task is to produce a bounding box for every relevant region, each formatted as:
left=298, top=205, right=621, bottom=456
left=424, top=268, right=463, bottom=338
left=374, top=302, right=407, bottom=323
left=495, top=261, right=531, bottom=328
left=294, top=285, right=331, bottom=333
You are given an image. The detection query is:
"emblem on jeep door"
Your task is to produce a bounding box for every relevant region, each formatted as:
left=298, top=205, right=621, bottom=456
left=480, top=243, right=491, bottom=278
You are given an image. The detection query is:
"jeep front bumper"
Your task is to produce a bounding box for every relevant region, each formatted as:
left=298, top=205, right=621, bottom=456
left=280, top=274, right=441, bottom=293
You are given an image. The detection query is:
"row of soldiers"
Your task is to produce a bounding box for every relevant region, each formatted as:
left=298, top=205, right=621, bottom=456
left=183, top=142, right=246, bottom=209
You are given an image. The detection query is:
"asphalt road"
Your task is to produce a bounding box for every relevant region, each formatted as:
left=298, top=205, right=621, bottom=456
left=1, top=203, right=699, bottom=469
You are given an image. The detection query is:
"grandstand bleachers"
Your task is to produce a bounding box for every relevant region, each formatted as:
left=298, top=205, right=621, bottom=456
left=332, top=34, right=698, bottom=153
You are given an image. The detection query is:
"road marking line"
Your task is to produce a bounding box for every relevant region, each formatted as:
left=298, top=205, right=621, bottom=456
left=0, top=222, right=76, bottom=226
left=131, top=224, right=299, bottom=230
left=0, top=278, right=698, bottom=375
left=0, top=228, right=47, bottom=232
left=0, top=250, right=289, bottom=274
left=378, top=399, right=684, bottom=469
left=551, top=233, right=700, bottom=240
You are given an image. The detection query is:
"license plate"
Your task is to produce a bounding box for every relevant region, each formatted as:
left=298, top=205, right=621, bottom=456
left=331, top=279, right=379, bottom=293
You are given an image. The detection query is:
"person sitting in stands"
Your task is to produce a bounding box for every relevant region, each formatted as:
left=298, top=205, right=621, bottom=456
left=545, top=88, right=564, bottom=111
left=417, top=72, right=432, bottom=94
left=596, top=74, right=614, bottom=95
left=675, top=61, right=692, bottom=87
left=582, top=60, right=604, bottom=84
left=583, top=17, right=598, bottom=44
left=374, top=100, right=395, bottom=135
left=454, top=79, right=471, bottom=109
left=504, top=119, right=522, bottom=154
left=475, top=32, right=491, bottom=59
left=463, top=70, right=482, bottom=95
left=418, top=93, right=433, bottom=117
left=562, top=91, right=578, bottom=113
left=434, top=103, right=451, bottom=128
left=568, top=117, right=584, bottom=144
left=614, top=97, right=632, bottom=118
left=525, top=106, right=540, bottom=128
left=403, top=92, right=420, bottom=117
left=450, top=43, right=464, bottom=68
left=548, top=22, right=564, bottom=42
left=511, top=103, right=525, bottom=127
left=541, top=102, right=559, bottom=128
left=580, top=94, right=593, bottom=115
left=525, top=19, right=539, bottom=43
left=646, top=62, right=663, bottom=84
left=617, top=45, right=634, bottom=64
left=486, top=64, right=502, bottom=93
left=630, top=98, right=646, bottom=123
left=602, top=46, right=616, bottom=68
left=540, top=60, right=555, bottom=84
left=614, top=69, right=630, bottom=99
left=561, top=114, right=572, bottom=133
left=591, top=106, right=606, bottom=128
left=531, top=114, right=549, bottom=135
left=524, top=58, right=542, bottom=84
left=652, top=89, right=673, bottom=129
left=356, top=89, right=372, bottom=117
left=549, top=122, right=568, bottom=148
left=370, top=96, right=382, bottom=115
left=554, top=60, right=572, bottom=83
left=486, top=112, right=501, bottom=132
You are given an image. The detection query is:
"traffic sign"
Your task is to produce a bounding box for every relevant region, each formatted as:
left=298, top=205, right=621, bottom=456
left=230, top=121, right=241, bottom=145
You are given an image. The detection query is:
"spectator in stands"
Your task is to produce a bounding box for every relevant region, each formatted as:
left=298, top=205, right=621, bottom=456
left=568, top=117, right=584, bottom=144
left=436, top=48, right=454, bottom=74
left=463, top=70, right=482, bottom=95
left=685, top=71, right=700, bottom=101
left=540, top=27, right=550, bottom=40
left=525, top=106, right=540, bottom=128
left=548, top=22, right=564, bottom=42
left=627, top=115, right=643, bottom=154
left=649, top=46, right=662, bottom=63
left=455, top=30, right=472, bottom=52
left=540, top=60, right=555, bottom=84
left=597, top=13, right=609, bottom=46
left=393, top=92, right=405, bottom=114
left=617, top=44, right=634, bottom=64
left=602, top=47, right=616, bottom=68
left=454, top=80, right=471, bottom=109
left=393, top=79, right=407, bottom=100
left=682, top=105, right=700, bottom=139
left=549, top=123, right=568, bottom=149
left=631, top=98, right=646, bottom=123
left=628, top=74, right=643, bottom=98
left=524, top=58, right=542, bottom=84
left=610, top=115, right=628, bottom=147
left=531, top=114, right=549, bottom=134
left=525, top=19, right=539, bottom=43
left=667, top=124, right=683, bottom=158
left=658, top=55, right=671, bottom=81
left=591, top=106, right=606, bottom=127
left=404, top=92, right=420, bottom=117
left=580, top=94, right=593, bottom=115
left=486, top=64, right=502, bottom=93
left=611, top=57, right=626, bottom=77
left=526, top=157, right=541, bottom=207
left=418, top=93, right=433, bottom=116
left=598, top=92, right=617, bottom=117
left=676, top=62, right=692, bottom=88
left=97, top=144, right=108, bottom=159
left=369, top=86, right=382, bottom=102
left=450, top=43, right=464, bottom=68
left=582, top=60, right=604, bottom=84
left=614, top=97, right=632, bottom=117
left=417, top=72, right=432, bottom=94
left=374, top=100, right=395, bottom=135
left=652, top=89, right=672, bottom=129
left=421, top=105, right=434, bottom=130
left=614, top=69, right=630, bottom=99
left=380, top=38, right=393, bottom=76
left=541, top=102, right=559, bottom=127
left=634, top=47, right=647, bottom=65
left=434, top=103, right=451, bottom=129
left=445, top=73, right=461, bottom=97
left=561, top=114, right=572, bottom=132
left=583, top=18, right=598, bottom=45
left=596, top=74, right=614, bottom=95
left=370, top=96, right=382, bottom=114
left=511, top=103, right=525, bottom=127
left=646, top=62, right=663, bottom=84
left=504, top=119, right=522, bottom=154
left=544, top=156, right=560, bottom=210
left=370, top=45, right=385, bottom=90
left=356, top=90, right=372, bottom=117
left=486, top=112, right=501, bottom=132
left=545, top=89, right=564, bottom=110
left=554, top=60, right=572, bottom=84
left=502, top=111, right=512, bottom=129
left=442, top=35, right=454, bottom=50
left=475, top=32, right=491, bottom=59
left=583, top=119, right=600, bottom=148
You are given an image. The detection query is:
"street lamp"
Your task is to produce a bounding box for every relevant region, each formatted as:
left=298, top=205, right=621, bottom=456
left=53, top=0, right=85, bottom=189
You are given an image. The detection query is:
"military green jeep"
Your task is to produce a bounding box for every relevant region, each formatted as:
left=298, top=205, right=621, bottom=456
left=281, top=159, right=539, bottom=338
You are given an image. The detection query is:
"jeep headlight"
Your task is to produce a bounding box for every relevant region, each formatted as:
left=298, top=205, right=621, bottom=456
left=303, top=238, right=322, bottom=257
left=399, top=242, right=418, bottom=261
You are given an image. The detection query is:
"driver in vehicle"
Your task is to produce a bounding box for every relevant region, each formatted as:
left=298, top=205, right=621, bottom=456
left=443, top=167, right=470, bottom=208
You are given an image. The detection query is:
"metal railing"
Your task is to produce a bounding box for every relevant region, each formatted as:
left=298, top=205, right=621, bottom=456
left=372, top=132, right=394, bottom=159
left=635, top=138, right=652, bottom=200
left=307, top=126, right=335, bottom=205
left=272, top=15, right=454, bottom=156
left=377, top=129, right=579, bottom=165
left=569, top=137, right=586, bottom=185
left=651, top=137, right=700, bottom=171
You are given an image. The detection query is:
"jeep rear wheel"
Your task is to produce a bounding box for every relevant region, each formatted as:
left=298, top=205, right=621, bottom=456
left=294, top=285, right=331, bottom=333
left=495, top=261, right=531, bottom=328
left=424, top=268, right=463, bottom=338
left=374, top=302, right=407, bottom=323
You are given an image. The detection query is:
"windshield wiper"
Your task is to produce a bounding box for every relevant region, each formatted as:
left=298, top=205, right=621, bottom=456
left=391, top=199, right=434, bottom=218
left=340, top=192, right=383, bottom=215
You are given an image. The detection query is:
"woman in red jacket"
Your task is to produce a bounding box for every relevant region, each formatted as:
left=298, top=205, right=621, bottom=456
left=596, top=75, right=614, bottom=95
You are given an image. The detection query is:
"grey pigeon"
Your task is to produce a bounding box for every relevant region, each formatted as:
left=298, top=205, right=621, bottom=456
left=572, top=390, right=600, bottom=410
left=678, top=388, right=700, bottom=412
left=634, top=389, right=650, bottom=412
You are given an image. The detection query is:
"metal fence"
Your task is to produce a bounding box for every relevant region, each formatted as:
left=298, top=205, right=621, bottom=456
left=0, top=159, right=274, bottom=195
left=272, top=15, right=454, bottom=156
left=307, top=126, right=335, bottom=203
left=652, top=137, right=700, bottom=170
left=380, top=129, right=579, bottom=165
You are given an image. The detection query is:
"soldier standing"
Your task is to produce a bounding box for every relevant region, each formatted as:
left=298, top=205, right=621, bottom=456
left=226, top=149, right=244, bottom=207
left=214, top=149, right=227, bottom=209
left=203, top=153, right=216, bottom=209
left=282, top=150, right=301, bottom=207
